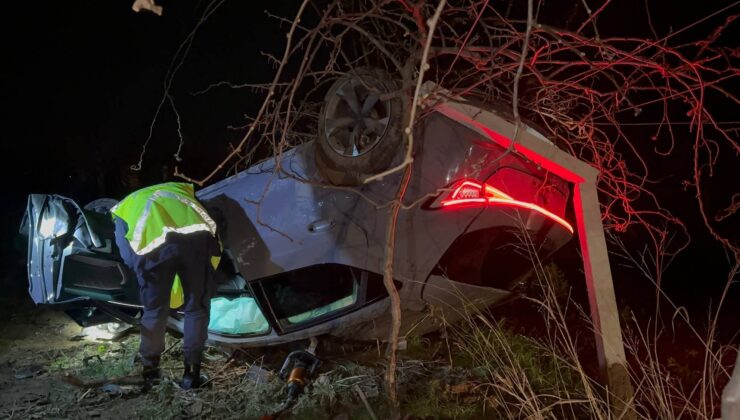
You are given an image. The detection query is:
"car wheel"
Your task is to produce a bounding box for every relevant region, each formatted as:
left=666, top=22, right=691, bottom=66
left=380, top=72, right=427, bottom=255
left=316, top=68, right=404, bottom=185
left=83, top=198, right=119, bottom=214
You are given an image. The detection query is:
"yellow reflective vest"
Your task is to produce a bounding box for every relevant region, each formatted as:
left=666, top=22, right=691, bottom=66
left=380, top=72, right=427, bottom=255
left=111, top=182, right=221, bottom=308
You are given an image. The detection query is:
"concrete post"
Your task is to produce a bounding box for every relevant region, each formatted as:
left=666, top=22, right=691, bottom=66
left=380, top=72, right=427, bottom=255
left=723, top=348, right=740, bottom=420
left=574, top=181, right=634, bottom=418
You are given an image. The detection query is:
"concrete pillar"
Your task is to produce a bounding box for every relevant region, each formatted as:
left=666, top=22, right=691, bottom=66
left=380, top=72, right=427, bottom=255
left=574, top=180, right=634, bottom=418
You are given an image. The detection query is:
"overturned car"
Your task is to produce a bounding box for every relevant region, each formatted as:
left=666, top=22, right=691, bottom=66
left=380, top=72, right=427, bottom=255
left=21, top=74, right=574, bottom=347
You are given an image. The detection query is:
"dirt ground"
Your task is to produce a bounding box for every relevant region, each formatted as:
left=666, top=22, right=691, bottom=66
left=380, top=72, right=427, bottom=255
left=0, top=262, right=488, bottom=420
left=0, top=304, right=289, bottom=419
left=0, top=299, right=480, bottom=420
left=0, top=305, right=150, bottom=419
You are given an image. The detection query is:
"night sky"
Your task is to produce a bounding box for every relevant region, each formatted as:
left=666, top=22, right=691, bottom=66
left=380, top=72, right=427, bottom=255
left=1, top=0, right=300, bottom=279
left=2, top=1, right=301, bottom=194
left=1, top=0, right=737, bottom=325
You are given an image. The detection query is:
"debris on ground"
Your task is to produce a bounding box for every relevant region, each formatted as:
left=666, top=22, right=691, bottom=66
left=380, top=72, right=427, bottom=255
left=0, top=308, right=498, bottom=419
left=13, top=364, right=45, bottom=379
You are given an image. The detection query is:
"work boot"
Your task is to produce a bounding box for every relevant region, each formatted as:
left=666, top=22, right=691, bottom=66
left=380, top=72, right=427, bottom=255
left=180, top=363, right=207, bottom=390
left=140, top=354, right=161, bottom=393
left=141, top=365, right=161, bottom=393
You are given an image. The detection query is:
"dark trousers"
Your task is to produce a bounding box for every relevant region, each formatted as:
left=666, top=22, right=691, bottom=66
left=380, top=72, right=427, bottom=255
left=132, top=232, right=218, bottom=367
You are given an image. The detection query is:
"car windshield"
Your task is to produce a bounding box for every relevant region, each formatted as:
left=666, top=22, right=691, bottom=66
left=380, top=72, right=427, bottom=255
left=208, top=296, right=270, bottom=335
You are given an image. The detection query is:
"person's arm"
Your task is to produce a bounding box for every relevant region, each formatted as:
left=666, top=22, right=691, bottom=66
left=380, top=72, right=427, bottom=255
left=113, top=217, right=137, bottom=268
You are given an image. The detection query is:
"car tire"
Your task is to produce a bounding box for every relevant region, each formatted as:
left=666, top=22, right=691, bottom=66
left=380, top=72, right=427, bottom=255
left=315, top=68, right=404, bottom=185
left=83, top=198, right=119, bottom=214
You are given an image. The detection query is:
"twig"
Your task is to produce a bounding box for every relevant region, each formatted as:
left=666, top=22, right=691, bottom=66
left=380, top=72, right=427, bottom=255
left=364, top=0, right=448, bottom=184
left=354, top=384, right=378, bottom=420
left=132, top=0, right=226, bottom=172
left=177, top=0, right=312, bottom=186
left=163, top=338, right=182, bottom=355
left=200, top=357, right=237, bottom=388
left=77, top=387, right=94, bottom=403
left=511, top=0, right=533, bottom=132
left=576, top=0, right=610, bottom=40
left=372, top=2, right=446, bottom=416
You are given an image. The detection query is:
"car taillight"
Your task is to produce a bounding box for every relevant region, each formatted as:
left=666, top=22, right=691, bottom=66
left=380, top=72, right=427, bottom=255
left=440, top=180, right=510, bottom=207
left=440, top=181, right=488, bottom=207
left=439, top=179, right=574, bottom=233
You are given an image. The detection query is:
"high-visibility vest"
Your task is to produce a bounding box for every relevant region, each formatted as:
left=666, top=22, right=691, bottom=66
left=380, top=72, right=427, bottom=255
left=111, top=182, right=217, bottom=255
left=111, top=182, right=221, bottom=309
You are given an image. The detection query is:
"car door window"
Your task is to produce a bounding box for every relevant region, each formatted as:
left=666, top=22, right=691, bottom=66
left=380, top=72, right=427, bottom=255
left=260, top=265, right=359, bottom=327
left=287, top=281, right=358, bottom=324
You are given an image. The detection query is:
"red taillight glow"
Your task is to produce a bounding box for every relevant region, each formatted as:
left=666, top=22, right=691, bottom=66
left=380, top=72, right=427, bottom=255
left=440, top=198, right=487, bottom=207
left=484, top=184, right=514, bottom=200
left=440, top=179, right=574, bottom=234
left=451, top=181, right=486, bottom=200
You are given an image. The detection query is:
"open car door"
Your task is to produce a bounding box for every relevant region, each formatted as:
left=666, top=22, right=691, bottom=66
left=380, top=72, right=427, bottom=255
left=20, top=194, right=140, bottom=325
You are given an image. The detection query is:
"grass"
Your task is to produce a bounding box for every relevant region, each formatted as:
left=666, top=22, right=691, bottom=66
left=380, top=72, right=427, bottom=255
left=27, top=291, right=733, bottom=420
left=31, top=270, right=733, bottom=420
left=21, top=228, right=733, bottom=419
left=428, top=226, right=737, bottom=420
left=48, top=338, right=139, bottom=379
left=402, top=379, right=481, bottom=419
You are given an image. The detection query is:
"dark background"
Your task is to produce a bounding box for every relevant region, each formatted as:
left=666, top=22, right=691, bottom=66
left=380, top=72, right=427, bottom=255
left=0, top=0, right=302, bottom=290
left=1, top=0, right=737, bottom=336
